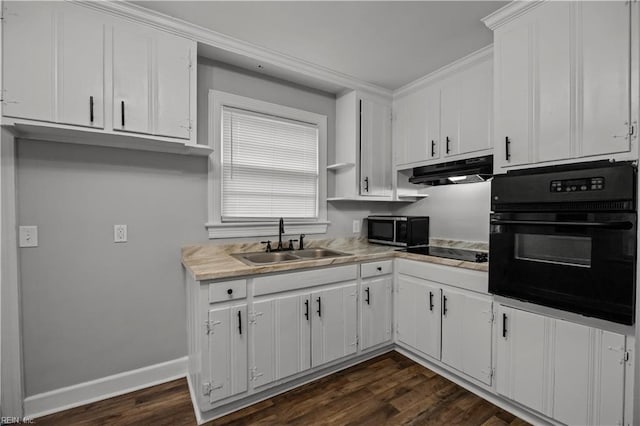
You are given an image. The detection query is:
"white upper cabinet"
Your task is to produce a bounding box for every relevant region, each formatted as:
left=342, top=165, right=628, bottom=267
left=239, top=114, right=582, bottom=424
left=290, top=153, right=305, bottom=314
left=359, top=95, right=392, bottom=197
left=579, top=1, right=632, bottom=157
left=393, top=51, right=493, bottom=169
left=2, top=2, right=197, bottom=148
left=154, top=32, right=194, bottom=140
left=486, top=1, right=635, bottom=170
left=2, top=1, right=55, bottom=122
left=113, top=21, right=152, bottom=135
left=57, top=3, right=105, bottom=128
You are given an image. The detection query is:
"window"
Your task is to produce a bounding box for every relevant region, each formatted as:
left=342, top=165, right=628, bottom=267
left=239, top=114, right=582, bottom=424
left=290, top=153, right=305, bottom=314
left=221, top=107, right=318, bottom=220
left=207, top=90, right=328, bottom=239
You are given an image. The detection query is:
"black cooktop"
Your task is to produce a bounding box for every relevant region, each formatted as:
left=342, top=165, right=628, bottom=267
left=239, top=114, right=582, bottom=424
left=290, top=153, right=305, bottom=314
left=404, top=246, right=488, bottom=263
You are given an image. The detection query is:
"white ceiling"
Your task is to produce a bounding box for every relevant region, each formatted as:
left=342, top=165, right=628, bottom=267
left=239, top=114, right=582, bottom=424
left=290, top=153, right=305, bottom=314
left=132, top=1, right=507, bottom=91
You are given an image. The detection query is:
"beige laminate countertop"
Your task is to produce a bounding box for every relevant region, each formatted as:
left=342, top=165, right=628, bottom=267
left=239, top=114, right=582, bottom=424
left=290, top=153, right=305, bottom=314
left=182, top=238, right=488, bottom=281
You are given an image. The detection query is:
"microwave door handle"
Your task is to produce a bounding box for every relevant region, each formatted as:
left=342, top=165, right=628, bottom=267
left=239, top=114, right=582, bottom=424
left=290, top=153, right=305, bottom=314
left=490, top=219, right=633, bottom=230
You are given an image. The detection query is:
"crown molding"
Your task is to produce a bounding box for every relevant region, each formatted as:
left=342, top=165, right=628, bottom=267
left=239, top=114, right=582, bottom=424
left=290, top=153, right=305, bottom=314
left=74, top=0, right=393, bottom=99
left=481, top=0, right=544, bottom=31
left=393, top=45, right=493, bottom=99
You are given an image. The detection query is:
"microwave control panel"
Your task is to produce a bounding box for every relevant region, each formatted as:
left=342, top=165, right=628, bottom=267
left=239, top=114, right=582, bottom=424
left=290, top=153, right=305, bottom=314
left=550, top=177, right=605, bottom=193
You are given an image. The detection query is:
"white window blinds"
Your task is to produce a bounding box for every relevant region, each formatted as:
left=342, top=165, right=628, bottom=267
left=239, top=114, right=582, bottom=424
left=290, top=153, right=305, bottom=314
left=222, top=106, right=319, bottom=220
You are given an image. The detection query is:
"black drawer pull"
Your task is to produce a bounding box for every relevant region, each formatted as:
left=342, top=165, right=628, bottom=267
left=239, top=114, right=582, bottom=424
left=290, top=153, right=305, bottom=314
left=365, top=287, right=370, bottom=305
left=442, top=295, right=448, bottom=316
left=227, top=288, right=233, bottom=295
left=317, top=297, right=322, bottom=317
left=304, top=299, right=309, bottom=321
left=238, top=310, right=242, bottom=335
left=429, top=291, right=434, bottom=311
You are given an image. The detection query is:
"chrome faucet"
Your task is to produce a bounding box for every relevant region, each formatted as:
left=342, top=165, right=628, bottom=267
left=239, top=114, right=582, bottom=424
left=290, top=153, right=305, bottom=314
left=277, top=217, right=285, bottom=250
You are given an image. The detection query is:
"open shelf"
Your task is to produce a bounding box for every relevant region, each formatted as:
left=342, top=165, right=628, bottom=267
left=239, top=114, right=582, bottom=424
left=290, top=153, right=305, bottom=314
left=327, top=162, right=355, bottom=171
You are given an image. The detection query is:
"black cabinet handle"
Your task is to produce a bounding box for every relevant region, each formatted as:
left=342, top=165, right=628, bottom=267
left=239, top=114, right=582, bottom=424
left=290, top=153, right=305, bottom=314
left=238, top=310, right=242, bottom=335
left=442, top=295, right=448, bottom=316
left=121, top=101, right=125, bottom=127
left=364, top=176, right=369, bottom=192
left=502, top=313, right=508, bottom=339
left=365, top=287, right=370, bottom=305
left=227, top=288, right=233, bottom=295
left=89, top=96, right=94, bottom=123
left=505, top=136, right=511, bottom=161
left=429, top=291, right=434, bottom=311
left=316, top=297, right=322, bottom=317
left=304, top=299, right=309, bottom=321
left=431, top=140, right=435, bottom=157
left=376, top=266, right=382, bottom=272
left=446, top=136, right=451, bottom=154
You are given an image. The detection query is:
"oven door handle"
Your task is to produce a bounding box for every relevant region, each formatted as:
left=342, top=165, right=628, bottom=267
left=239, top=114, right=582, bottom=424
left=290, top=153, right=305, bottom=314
left=490, top=219, right=634, bottom=230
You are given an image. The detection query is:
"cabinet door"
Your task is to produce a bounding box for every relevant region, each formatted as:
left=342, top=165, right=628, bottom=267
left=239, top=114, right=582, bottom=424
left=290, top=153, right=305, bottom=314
left=251, top=299, right=275, bottom=388
left=579, top=1, right=632, bottom=157
left=113, top=21, right=152, bottom=134
left=311, top=282, right=358, bottom=367
left=2, top=2, right=55, bottom=122
left=207, top=304, right=247, bottom=403
left=361, top=276, right=392, bottom=351
left=458, top=60, right=493, bottom=156
left=57, top=3, right=105, bottom=128
left=440, top=77, right=460, bottom=157
left=533, top=2, right=572, bottom=163
left=441, top=287, right=493, bottom=385
left=360, top=97, right=392, bottom=197
left=396, top=275, right=440, bottom=360
left=494, top=22, right=532, bottom=167
left=424, top=86, right=441, bottom=161
left=154, top=32, right=193, bottom=140
left=496, top=306, right=551, bottom=416
left=553, top=320, right=625, bottom=426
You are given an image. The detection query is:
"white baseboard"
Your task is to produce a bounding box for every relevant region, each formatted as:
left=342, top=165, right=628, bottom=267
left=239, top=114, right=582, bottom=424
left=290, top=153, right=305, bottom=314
left=24, top=356, right=188, bottom=419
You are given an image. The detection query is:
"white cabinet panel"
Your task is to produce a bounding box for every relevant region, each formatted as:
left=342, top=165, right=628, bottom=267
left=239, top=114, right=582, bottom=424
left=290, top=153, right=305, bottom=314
left=496, top=306, right=550, bottom=415
left=440, top=78, right=460, bottom=157
left=596, top=331, right=626, bottom=426
left=207, top=304, right=247, bottom=403
left=360, top=97, right=392, bottom=197
left=495, top=22, right=531, bottom=167
left=535, top=2, right=572, bottom=163
left=57, top=4, right=105, bottom=128
left=396, top=275, right=441, bottom=360
left=441, top=287, right=493, bottom=385
left=112, top=21, right=152, bottom=134
left=154, top=32, right=193, bottom=140
left=251, top=299, right=274, bottom=388
left=579, top=1, right=632, bottom=157
left=361, top=276, right=392, bottom=350
left=274, top=294, right=311, bottom=381
left=458, top=60, right=493, bottom=156
left=2, top=2, right=55, bottom=122
left=311, top=282, right=358, bottom=367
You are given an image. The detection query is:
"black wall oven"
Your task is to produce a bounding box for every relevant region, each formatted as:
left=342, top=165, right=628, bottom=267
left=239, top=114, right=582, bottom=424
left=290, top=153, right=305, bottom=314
left=489, top=161, right=637, bottom=325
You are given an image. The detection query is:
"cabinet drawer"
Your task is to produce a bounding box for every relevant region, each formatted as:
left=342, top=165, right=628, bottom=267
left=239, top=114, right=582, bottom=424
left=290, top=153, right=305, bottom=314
left=209, top=279, right=246, bottom=303
left=361, top=260, right=393, bottom=278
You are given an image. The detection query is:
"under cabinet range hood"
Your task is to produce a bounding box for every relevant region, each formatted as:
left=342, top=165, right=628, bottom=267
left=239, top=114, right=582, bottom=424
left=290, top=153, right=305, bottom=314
left=409, top=155, right=493, bottom=186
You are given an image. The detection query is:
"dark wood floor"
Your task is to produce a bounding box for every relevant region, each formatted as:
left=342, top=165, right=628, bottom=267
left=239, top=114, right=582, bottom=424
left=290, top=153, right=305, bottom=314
left=37, top=351, right=529, bottom=426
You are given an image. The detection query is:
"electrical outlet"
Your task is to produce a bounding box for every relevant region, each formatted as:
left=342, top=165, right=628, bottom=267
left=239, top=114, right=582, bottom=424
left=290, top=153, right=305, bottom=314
left=114, top=225, right=127, bottom=243
left=352, top=219, right=361, bottom=234
left=19, top=226, right=38, bottom=247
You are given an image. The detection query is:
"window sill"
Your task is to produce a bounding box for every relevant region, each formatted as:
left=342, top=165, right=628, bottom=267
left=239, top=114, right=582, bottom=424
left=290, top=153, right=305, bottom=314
left=205, top=221, right=330, bottom=239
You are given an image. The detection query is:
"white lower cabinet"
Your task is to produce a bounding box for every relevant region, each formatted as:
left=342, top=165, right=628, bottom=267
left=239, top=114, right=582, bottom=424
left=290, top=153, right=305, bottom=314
left=397, top=275, right=441, bottom=360
left=396, top=272, right=493, bottom=386
left=441, top=287, right=493, bottom=385
left=497, top=305, right=627, bottom=425
left=360, top=275, right=393, bottom=351
left=206, top=303, right=248, bottom=404
left=251, top=281, right=358, bottom=389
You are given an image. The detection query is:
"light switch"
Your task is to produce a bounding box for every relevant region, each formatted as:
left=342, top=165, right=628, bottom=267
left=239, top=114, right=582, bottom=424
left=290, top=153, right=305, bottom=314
left=353, top=219, right=361, bottom=234
left=19, top=226, right=38, bottom=247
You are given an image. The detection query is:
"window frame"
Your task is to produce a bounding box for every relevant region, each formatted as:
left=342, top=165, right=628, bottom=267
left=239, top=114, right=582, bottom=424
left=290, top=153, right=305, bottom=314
left=206, top=90, right=328, bottom=239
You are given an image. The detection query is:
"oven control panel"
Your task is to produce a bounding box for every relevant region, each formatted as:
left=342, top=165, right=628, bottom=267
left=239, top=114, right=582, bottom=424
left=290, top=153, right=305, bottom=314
left=550, top=177, right=605, bottom=193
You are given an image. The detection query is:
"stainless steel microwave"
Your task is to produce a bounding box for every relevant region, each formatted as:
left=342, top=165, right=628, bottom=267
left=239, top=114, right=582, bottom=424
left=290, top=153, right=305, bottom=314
left=367, top=216, right=429, bottom=247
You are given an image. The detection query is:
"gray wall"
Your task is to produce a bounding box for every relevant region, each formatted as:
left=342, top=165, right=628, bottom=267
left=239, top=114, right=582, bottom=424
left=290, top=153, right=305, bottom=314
left=18, top=141, right=208, bottom=396
left=18, top=61, right=386, bottom=396
left=394, top=181, right=491, bottom=243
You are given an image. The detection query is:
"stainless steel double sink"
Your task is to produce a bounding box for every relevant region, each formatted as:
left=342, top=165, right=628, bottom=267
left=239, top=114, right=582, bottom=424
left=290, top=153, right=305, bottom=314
left=232, top=248, right=351, bottom=266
